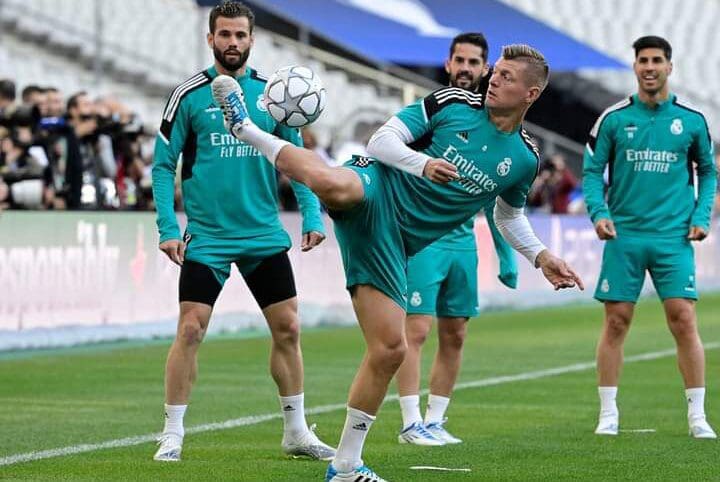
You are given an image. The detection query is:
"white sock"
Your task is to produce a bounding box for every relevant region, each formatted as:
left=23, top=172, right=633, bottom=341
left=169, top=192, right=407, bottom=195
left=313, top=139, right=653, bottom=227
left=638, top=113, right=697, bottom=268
left=686, top=387, right=706, bottom=421
left=163, top=404, right=187, bottom=437
left=399, top=395, right=423, bottom=429
left=332, top=406, right=375, bottom=473
left=598, top=386, right=618, bottom=417
left=425, top=394, right=450, bottom=425
left=236, top=122, right=291, bottom=165
left=280, top=393, right=310, bottom=437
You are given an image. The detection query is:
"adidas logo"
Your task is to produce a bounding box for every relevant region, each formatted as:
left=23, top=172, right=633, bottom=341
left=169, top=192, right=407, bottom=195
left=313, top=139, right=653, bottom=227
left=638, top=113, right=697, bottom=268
left=283, top=405, right=296, bottom=411
left=456, top=131, right=469, bottom=143
left=352, top=422, right=368, bottom=431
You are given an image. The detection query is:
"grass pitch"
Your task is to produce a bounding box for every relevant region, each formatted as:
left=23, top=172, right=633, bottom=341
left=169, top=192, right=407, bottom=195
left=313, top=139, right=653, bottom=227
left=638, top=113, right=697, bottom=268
left=1, top=294, right=719, bottom=481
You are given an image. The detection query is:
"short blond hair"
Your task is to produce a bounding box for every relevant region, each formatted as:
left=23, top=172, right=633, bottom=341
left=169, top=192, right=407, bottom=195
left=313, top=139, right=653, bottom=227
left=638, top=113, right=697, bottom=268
left=502, top=44, right=549, bottom=90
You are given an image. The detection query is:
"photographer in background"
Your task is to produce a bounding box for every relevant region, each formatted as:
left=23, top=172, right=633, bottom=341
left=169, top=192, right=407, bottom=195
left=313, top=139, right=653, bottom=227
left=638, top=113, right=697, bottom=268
left=0, top=125, right=51, bottom=209
left=97, top=96, right=151, bottom=209
left=66, top=91, right=118, bottom=209
left=0, top=80, right=54, bottom=209
left=528, top=154, right=578, bottom=214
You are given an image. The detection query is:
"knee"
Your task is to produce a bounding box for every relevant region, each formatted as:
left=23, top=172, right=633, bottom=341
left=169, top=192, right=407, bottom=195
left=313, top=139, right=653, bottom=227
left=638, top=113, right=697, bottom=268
left=271, top=317, right=301, bottom=347
left=605, top=312, right=632, bottom=340
left=668, top=307, right=697, bottom=338
left=406, top=327, right=429, bottom=348
left=370, top=337, right=407, bottom=371
left=439, top=327, right=466, bottom=351
left=178, top=317, right=206, bottom=346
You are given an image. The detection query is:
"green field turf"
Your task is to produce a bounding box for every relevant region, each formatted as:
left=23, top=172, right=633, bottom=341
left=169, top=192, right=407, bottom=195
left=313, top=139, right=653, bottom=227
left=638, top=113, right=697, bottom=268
left=1, top=294, right=719, bottom=481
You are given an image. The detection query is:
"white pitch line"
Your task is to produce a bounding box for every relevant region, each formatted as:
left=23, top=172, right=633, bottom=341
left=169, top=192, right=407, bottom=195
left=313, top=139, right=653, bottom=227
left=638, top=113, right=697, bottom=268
left=1, top=342, right=718, bottom=467
left=410, top=466, right=472, bottom=472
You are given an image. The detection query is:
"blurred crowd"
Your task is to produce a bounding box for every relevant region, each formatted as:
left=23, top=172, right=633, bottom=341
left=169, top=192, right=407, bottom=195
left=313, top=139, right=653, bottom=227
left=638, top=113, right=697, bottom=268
left=2, top=78, right=719, bottom=217
left=527, top=153, right=582, bottom=214
left=0, top=78, right=154, bottom=211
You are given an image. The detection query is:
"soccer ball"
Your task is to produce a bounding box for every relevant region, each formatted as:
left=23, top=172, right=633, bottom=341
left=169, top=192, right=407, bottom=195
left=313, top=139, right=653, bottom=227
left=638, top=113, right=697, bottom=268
left=263, top=65, right=326, bottom=128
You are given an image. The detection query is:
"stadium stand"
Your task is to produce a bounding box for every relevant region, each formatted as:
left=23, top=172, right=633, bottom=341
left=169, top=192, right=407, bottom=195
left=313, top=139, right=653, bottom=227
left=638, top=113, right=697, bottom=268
left=0, top=0, right=404, bottom=145
left=499, top=0, right=720, bottom=139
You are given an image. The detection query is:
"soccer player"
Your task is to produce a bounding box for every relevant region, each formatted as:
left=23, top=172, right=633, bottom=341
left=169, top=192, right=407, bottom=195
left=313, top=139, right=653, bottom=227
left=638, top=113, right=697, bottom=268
left=394, top=32, right=518, bottom=446
left=583, top=36, right=717, bottom=438
left=151, top=1, right=335, bottom=462
left=214, top=44, right=583, bottom=481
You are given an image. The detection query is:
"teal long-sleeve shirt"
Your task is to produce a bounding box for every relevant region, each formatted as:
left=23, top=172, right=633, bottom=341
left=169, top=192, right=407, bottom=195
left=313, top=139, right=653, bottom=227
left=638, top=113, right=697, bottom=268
left=583, top=93, right=716, bottom=237
left=152, top=66, right=324, bottom=243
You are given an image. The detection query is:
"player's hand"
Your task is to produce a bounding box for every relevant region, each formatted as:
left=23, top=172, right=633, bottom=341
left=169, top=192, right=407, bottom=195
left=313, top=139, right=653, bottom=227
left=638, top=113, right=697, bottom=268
left=535, top=250, right=585, bottom=291
left=594, top=218, right=617, bottom=240
left=688, top=226, right=708, bottom=241
left=423, top=159, right=459, bottom=184
left=159, top=239, right=185, bottom=266
left=301, top=231, right=326, bottom=251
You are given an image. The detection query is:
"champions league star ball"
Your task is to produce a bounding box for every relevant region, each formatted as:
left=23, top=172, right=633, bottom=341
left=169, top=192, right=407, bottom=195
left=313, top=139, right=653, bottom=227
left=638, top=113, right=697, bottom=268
left=263, top=65, right=326, bottom=128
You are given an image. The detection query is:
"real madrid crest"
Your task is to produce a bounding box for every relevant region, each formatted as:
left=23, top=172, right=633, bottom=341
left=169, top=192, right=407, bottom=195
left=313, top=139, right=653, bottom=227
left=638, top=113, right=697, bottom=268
left=670, top=118, right=683, bottom=135
left=497, top=157, right=512, bottom=177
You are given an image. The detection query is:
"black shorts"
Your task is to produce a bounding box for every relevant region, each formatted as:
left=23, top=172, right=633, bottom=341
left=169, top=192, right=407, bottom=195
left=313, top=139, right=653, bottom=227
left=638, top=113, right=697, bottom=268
left=179, top=251, right=297, bottom=309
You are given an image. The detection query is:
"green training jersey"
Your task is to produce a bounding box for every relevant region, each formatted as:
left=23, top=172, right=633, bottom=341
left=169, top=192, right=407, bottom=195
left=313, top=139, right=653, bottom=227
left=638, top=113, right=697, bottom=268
left=153, top=66, right=324, bottom=243
left=583, top=93, right=716, bottom=236
left=429, top=218, right=475, bottom=250
left=391, top=87, right=540, bottom=256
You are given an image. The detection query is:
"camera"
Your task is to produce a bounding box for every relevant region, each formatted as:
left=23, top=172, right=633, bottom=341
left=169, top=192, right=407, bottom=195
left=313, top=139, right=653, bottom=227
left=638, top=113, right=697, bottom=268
left=96, top=113, right=144, bottom=138
left=0, top=104, right=41, bottom=129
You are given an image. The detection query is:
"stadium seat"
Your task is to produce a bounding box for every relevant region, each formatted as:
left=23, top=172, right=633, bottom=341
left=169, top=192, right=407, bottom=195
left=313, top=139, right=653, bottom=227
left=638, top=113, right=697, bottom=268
left=500, top=0, right=720, bottom=138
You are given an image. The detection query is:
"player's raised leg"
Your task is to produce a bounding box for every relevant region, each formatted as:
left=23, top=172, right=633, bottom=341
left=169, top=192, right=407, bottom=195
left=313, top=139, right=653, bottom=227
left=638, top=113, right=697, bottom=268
left=594, top=301, right=634, bottom=436
left=211, top=74, right=363, bottom=211
left=326, top=285, right=406, bottom=482
left=663, top=298, right=716, bottom=438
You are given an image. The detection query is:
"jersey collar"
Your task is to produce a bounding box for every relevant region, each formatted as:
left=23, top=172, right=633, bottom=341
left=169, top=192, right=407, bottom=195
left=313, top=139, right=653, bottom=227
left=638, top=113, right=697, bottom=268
left=206, top=65, right=252, bottom=82
left=633, top=92, right=676, bottom=112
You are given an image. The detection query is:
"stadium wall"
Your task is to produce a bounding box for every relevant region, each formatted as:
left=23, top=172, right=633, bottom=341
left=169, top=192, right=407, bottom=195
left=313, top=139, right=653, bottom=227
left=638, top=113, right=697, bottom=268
left=1, top=212, right=719, bottom=351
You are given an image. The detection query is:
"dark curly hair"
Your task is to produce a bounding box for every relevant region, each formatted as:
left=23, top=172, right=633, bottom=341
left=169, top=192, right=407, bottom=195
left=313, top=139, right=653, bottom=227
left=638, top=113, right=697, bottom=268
left=209, top=1, right=255, bottom=34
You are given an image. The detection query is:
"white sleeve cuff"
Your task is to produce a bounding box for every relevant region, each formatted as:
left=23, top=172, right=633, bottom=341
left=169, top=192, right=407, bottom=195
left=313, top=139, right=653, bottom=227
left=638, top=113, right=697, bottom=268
left=493, top=197, right=547, bottom=266
left=366, top=116, right=430, bottom=177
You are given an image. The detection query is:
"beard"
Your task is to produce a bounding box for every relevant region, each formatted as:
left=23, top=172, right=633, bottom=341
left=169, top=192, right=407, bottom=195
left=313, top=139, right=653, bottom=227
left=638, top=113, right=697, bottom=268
left=213, top=44, right=250, bottom=72
left=450, top=72, right=481, bottom=92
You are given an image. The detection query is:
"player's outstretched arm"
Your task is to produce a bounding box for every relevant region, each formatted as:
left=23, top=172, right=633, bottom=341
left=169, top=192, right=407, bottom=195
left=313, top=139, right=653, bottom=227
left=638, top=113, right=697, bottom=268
left=493, top=197, right=584, bottom=291
left=535, top=250, right=584, bottom=291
